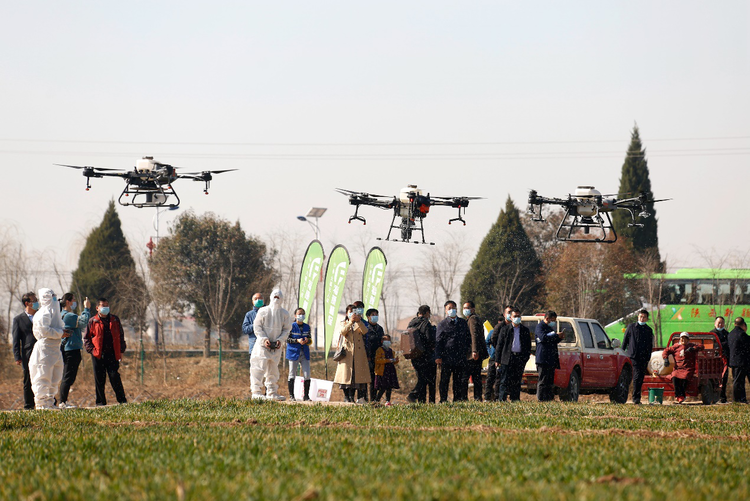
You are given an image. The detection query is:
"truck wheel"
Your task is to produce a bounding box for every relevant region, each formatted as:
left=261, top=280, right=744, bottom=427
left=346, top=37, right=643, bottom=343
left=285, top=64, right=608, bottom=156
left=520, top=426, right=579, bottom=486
left=701, top=380, right=718, bottom=405
left=559, top=370, right=580, bottom=402
left=609, top=365, right=632, bottom=404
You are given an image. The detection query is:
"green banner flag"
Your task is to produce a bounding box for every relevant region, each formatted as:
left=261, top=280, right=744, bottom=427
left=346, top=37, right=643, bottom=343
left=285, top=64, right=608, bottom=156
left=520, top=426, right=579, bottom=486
left=298, top=240, right=324, bottom=315
left=362, top=246, right=387, bottom=312
left=324, top=245, right=351, bottom=363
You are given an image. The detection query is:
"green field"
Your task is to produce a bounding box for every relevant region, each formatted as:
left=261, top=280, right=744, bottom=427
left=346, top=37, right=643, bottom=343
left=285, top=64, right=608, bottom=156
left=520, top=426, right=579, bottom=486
left=1, top=400, right=749, bottom=501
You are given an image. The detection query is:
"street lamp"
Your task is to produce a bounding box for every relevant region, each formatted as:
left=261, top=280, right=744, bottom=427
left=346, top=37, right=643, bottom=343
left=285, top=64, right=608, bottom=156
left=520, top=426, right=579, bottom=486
left=297, top=207, right=327, bottom=352
left=297, top=207, right=327, bottom=240
left=153, top=205, right=181, bottom=246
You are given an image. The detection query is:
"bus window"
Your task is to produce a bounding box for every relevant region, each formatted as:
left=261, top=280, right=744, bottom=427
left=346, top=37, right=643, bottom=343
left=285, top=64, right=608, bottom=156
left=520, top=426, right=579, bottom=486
left=591, top=323, right=612, bottom=350
left=577, top=321, right=594, bottom=349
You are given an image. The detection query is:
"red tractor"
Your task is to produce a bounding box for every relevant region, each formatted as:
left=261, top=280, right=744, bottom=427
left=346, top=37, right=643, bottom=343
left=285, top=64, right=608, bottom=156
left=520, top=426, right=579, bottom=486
left=641, top=332, right=724, bottom=404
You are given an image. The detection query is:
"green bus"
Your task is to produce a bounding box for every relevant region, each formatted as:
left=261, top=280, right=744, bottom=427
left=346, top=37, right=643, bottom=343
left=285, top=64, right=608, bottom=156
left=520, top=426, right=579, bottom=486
left=604, top=268, right=750, bottom=347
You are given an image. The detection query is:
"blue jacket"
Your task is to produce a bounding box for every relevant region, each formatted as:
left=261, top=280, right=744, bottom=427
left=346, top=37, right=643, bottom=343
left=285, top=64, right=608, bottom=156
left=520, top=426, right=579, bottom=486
left=61, top=308, right=91, bottom=351
left=286, top=322, right=311, bottom=361
left=435, top=317, right=471, bottom=366
left=535, top=321, right=562, bottom=368
left=486, top=329, right=495, bottom=360
left=365, top=323, right=385, bottom=361
left=242, top=307, right=260, bottom=348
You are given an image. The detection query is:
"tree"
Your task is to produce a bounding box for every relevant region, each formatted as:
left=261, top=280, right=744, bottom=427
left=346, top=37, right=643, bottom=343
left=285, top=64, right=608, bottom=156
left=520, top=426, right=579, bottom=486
left=612, top=125, right=661, bottom=262
left=71, top=201, right=144, bottom=322
left=461, top=196, right=542, bottom=323
left=150, top=211, right=275, bottom=357
left=544, top=240, right=637, bottom=324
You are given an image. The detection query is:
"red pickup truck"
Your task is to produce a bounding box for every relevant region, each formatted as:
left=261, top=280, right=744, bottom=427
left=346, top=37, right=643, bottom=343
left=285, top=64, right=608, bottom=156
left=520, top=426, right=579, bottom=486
left=520, top=315, right=633, bottom=403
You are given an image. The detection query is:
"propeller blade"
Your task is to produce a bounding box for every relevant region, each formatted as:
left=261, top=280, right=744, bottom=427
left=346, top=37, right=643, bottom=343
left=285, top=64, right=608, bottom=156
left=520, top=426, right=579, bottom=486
left=181, top=169, right=238, bottom=175
left=55, top=164, right=122, bottom=171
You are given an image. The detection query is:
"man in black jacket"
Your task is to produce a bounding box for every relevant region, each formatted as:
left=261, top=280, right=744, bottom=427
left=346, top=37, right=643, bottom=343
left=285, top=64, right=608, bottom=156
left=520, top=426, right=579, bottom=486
left=727, top=317, right=750, bottom=403
left=495, top=308, right=532, bottom=402
left=11, top=292, right=38, bottom=410
left=711, top=316, right=731, bottom=403
left=485, top=305, right=512, bottom=401
left=435, top=300, right=471, bottom=403
left=462, top=301, right=489, bottom=401
left=621, top=309, right=654, bottom=405
left=406, top=305, right=437, bottom=403
left=535, top=311, right=564, bottom=402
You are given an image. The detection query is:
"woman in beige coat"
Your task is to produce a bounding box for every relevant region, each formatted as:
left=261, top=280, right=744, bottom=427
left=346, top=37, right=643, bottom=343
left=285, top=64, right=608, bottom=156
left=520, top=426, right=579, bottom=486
left=334, top=305, right=371, bottom=403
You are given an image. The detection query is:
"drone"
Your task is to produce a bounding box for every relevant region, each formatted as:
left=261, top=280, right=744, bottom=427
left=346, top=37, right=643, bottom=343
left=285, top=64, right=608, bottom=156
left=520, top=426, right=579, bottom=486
left=526, top=186, right=670, bottom=243
left=336, top=185, right=482, bottom=245
left=57, top=157, right=236, bottom=208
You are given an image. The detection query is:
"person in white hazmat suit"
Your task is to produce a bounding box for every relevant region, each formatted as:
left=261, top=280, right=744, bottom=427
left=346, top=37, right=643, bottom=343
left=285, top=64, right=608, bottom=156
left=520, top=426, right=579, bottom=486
left=29, top=288, right=70, bottom=409
left=250, top=288, right=292, bottom=400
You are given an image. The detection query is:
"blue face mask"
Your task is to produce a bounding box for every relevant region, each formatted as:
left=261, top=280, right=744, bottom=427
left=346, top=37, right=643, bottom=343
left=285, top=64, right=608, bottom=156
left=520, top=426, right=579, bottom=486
left=296, top=315, right=305, bottom=322
left=31, top=302, right=40, bottom=310
left=383, top=340, right=392, bottom=349
left=100, top=307, right=110, bottom=316
left=463, top=309, right=472, bottom=317
left=512, top=317, right=522, bottom=325
left=548, top=321, right=556, bottom=328
left=370, top=315, right=379, bottom=324
left=70, top=301, right=77, bottom=310
left=254, top=299, right=263, bottom=308
left=638, top=321, right=646, bottom=326
left=506, top=314, right=512, bottom=321
left=447, top=309, right=457, bottom=318
left=355, top=308, right=364, bottom=316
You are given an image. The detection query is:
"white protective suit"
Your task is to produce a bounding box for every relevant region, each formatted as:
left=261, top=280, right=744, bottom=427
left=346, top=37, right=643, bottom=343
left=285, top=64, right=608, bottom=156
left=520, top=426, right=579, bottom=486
left=29, top=288, right=65, bottom=409
left=250, top=288, right=292, bottom=398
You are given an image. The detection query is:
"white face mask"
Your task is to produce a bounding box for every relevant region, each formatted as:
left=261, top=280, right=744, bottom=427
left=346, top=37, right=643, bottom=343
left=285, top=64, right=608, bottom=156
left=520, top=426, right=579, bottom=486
left=512, top=317, right=521, bottom=325
left=463, top=309, right=472, bottom=317
left=296, top=315, right=305, bottom=322
left=447, top=309, right=457, bottom=318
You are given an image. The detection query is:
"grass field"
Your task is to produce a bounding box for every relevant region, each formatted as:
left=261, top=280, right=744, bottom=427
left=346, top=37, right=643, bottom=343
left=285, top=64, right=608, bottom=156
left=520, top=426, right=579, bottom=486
left=2, top=399, right=749, bottom=501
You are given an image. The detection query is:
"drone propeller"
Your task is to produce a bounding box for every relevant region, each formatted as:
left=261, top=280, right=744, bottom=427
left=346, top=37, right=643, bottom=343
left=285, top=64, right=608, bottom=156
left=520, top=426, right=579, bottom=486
left=55, top=163, right=123, bottom=172
left=181, top=169, right=238, bottom=176
left=335, top=188, right=389, bottom=198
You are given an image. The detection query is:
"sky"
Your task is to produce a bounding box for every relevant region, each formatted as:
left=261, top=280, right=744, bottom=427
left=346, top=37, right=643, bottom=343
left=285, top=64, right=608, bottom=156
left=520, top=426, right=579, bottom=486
left=1, top=1, right=749, bottom=305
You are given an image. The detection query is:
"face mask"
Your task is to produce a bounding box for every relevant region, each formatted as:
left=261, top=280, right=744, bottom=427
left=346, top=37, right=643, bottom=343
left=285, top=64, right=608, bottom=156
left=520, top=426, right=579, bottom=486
left=506, top=314, right=512, bottom=321
left=296, top=314, right=305, bottom=322
left=463, top=309, right=472, bottom=317
left=383, top=340, right=392, bottom=349
left=716, top=327, right=724, bottom=331
left=370, top=315, right=379, bottom=324
left=512, top=317, right=522, bottom=325
left=355, top=308, right=364, bottom=316
left=254, top=299, right=263, bottom=308
left=638, top=321, right=646, bottom=326
left=447, top=309, right=457, bottom=318
left=31, top=302, right=40, bottom=310
left=548, top=321, right=556, bottom=328
left=100, top=307, right=110, bottom=316
left=71, top=301, right=78, bottom=310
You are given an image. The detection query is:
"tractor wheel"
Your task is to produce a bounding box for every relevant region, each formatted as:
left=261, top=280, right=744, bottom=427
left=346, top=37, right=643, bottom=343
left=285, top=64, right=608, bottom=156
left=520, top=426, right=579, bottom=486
left=559, top=370, right=580, bottom=402
left=610, top=365, right=632, bottom=404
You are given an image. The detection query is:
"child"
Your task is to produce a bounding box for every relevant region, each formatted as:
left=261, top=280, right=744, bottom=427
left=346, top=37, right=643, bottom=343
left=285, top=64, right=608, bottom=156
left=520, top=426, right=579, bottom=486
left=662, top=332, right=704, bottom=404
left=374, top=334, right=400, bottom=405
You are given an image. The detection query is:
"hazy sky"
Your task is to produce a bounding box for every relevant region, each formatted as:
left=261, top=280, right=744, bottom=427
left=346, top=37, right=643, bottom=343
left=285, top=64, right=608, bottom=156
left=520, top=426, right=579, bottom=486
left=1, top=1, right=749, bottom=288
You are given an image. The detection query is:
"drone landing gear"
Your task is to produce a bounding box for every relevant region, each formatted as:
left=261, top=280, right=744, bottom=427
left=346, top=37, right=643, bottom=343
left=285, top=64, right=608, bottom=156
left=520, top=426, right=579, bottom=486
left=555, top=209, right=617, bottom=243
left=347, top=205, right=367, bottom=225
left=448, top=206, right=467, bottom=226
left=118, top=184, right=180, bottom=209
left=380, top=215, right=434, bottom=244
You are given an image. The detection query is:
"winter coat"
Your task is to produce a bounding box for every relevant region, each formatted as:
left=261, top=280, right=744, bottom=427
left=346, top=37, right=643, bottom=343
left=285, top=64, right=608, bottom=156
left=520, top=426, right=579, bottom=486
left=535, top=321, right=562, bottom=368
left=333, top=320, right=372, bottom=385
left=435, top=317, right=471, bottom=366
left=622, top=323, right=654, bottom=365
left=365, top=323, right=385, bottom=361
left=406, top=316, right=436, bottom=363
left=467, top=314, right=489, bottom=361
left=728, top=326, right=750, bottom=369
left=12, top=312, right=35, bottom=362
left=662, top=342, right=703, bottom=379
left=711, top=328, right=730, bottom=360
left=61, top=308, right=91, bottom=351
left=85, top=314, right=126, bottom=360
left=374, top=346, right=398, bottom=376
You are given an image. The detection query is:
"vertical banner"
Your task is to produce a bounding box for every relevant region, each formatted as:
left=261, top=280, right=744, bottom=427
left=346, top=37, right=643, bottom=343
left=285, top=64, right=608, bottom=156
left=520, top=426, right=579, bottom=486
left=323, top=245, right=351, bottom=363
left=298, top=240, right=325, bottom=314
left=362, top=246, right=387, bottom=312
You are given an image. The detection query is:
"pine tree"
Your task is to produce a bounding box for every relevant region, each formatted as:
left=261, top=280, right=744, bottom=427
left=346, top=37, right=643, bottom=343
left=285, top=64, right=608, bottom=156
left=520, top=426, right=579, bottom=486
left=612, top=125, right=661, bottom=261
left=461, top=196, right=542, bottom=323
left=71, top=201, right=143, bottom=319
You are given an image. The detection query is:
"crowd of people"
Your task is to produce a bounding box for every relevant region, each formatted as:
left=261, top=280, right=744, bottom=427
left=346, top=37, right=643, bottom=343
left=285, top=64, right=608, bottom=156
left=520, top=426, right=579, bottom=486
left=11, top=289, right=128, bottom=410
left=10, top=287, right=750, bottom=409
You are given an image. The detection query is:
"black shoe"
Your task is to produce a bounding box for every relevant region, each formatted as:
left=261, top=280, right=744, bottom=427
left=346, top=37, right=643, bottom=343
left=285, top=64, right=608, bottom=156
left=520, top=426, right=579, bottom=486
left=288, top=380, right=296, bottom=401
left=720, top=397, right=727, bottom=404
left=406, top=394, right=417, bottom=404
left=303, top=380, right=311, bottom=401
left=632, top=400, right=642, bottom=405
